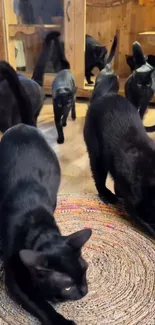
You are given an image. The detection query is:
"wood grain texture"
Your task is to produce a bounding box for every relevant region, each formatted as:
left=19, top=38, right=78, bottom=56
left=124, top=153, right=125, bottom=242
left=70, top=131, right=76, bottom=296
left=86, top=0, right=155, bottom=78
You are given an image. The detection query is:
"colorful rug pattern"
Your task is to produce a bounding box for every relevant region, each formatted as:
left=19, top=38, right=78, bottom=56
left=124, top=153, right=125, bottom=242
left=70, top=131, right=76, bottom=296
left=0, top=194, right=155, bottom=325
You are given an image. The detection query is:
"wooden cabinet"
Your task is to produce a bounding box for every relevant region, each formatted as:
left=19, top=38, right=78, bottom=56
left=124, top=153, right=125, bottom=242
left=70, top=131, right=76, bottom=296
left=1, top=0, right=87, bottom=96
left=1, top=0, right=155, bottom=99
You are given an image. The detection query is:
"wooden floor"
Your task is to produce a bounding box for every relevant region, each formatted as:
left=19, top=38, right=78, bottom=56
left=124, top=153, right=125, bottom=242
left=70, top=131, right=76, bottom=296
left=38, top=97, right=155, bottom=195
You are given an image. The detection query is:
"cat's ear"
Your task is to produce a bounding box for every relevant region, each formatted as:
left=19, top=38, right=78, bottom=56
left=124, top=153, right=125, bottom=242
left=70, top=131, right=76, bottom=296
left=66, top=229, right=92, bottom=250
left=19, top=249, right=47, bottom=269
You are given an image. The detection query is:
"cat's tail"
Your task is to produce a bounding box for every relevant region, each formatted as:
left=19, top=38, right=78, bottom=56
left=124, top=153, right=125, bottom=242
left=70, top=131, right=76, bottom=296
left=106, top=35, right=118, bottom=64
left=0, top=60, right=34, bottom=126
left=145, top=125, right=155, bottom=132
left=132, top=41, right=146, bottom=67
left=54, top=36, right=70, bottom=70
left=32, top=31, right=61, bottom=87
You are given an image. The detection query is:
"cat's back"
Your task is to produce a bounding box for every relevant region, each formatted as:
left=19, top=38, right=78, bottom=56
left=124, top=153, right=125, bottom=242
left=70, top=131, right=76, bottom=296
left=86, top=34, right=100, bottom=47
left=0, top=124, right=60, bottom=188
left=85, top=94, right=146, bottom=139
left=19, top=74, right=44, bottom=108
left=52, top=69, right=75, bottom=95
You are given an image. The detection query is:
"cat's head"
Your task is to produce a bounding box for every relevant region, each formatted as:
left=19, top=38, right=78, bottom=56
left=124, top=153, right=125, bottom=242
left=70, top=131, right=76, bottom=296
left=54, top=87, right=77, bottom=113
left=132, top=68, right=154, bottom=99
left=19, top=229, right=92, bottom=302
left=125, top=54, right=149, bottom=72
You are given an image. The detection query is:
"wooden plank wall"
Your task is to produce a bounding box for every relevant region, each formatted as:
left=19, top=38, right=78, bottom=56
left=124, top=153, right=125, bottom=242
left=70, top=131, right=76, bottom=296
left=0, top=0, right=6, bottom=60
left=86, top=1, right=155, bottom=77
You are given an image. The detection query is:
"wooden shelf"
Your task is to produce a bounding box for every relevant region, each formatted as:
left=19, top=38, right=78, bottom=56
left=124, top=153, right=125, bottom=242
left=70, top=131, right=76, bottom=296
left=9, top=24, right=61, bottom=37
left=139, top=31, right=155, bottom=35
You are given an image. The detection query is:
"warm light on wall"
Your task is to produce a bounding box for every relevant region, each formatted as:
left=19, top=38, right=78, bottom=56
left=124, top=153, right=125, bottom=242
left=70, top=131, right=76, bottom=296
left=87, top=0, right=132, bottom=6
left=139, top=0, right=155, bottom=5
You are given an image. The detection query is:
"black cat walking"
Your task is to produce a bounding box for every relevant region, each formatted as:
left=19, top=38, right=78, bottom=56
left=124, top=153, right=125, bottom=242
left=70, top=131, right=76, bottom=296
left=52, top=70, right=77, bottom=144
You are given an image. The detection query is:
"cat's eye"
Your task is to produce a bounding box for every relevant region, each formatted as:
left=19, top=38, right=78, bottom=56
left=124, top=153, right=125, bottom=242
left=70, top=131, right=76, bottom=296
left=137, top=84, right=142, bottom=87
left=65, top=287, right=71, bottom=291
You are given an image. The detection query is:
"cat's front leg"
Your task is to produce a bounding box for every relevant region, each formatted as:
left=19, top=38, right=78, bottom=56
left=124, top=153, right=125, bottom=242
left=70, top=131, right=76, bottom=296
left=86, top=73, right=94, bottom=85
left=62, top=111, right=69, bottom=127
left=71, top=103, right=76, bottom=120
left=53, top=108, right=64, bottom=144
left=5, top=266, right=76, bottom=325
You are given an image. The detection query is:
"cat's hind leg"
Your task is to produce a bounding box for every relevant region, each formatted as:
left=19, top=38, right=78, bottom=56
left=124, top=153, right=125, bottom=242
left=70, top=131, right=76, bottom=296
left=84, top=129, right=117, bottom=204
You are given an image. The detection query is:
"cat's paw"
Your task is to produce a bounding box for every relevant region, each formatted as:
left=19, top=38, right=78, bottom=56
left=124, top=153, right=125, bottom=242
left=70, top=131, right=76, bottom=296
left=71, top=115, right=76, bottom=121
left=57, top=137, right=64, bottom=144
left=99, top=191, right=117, bottom=205
left=88, top=81, right=94, bottom=85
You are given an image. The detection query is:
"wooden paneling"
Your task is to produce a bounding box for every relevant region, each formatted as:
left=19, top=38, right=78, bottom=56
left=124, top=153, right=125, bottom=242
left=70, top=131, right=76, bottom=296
left=86, top=0, right=155, bottom=77
left=64, top=0, right=85, bottom=89
left=0, top=0, right=6, bottom=60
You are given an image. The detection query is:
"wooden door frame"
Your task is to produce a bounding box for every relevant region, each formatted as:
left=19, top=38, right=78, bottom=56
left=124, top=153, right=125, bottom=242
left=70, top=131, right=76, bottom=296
left=0, top=0, right=7, bottom=60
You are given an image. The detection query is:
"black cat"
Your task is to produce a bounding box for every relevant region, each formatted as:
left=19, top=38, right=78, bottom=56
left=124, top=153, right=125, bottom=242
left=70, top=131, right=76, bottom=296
left=0, top=123, right=92, bottom=325
left=0, top=61, right=35, bottom=131
left=126, top=53, right=155, bottom=72
left=85, top=35, right=108, bottom=85
left=46, top=39, right=68, bottom=73
left=52, top=70, right=77, bottom=144
left=92, top=35, right=119, bottom=100
left=84, top=93, right=155, bottom=237
left=0, top=31, right=60, bottom=132
left=125, top=41, right=155, bottom=132
left=45, top=34, right=107, bottom=85
left=18, top=31, right=61, bottom=125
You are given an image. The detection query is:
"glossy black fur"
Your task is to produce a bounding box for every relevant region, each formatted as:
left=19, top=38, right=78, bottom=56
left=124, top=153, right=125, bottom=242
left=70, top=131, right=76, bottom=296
left=125, top=42, right=155, bottom=132
left=0, top=61, right=35, bottom=131
left=18, top=31, right=61, bottom=125
left=85, top=35, right=108, bottom=85
left=126, top=54, right=155, bottom=72
left=46, top=39, right=70, bottom=73
left=52, top=70, right=77, bottom=144
left=91, top=35, right=119, bottom=101
left=84, top=94, right=155, bottom=237
left=0, top=124, right=92, bottom=325
left=0, top=32, right=59, bottom=131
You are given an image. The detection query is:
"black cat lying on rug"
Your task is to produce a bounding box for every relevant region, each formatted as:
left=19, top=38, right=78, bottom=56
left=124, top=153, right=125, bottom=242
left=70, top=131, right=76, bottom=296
left=0, top=31, right=59, bottom=131
left=52, top=69, right=77, bottom=144
left=84, top=92, right=155, bottom=237
left=0, top=124, right=92, bottom=325
left=125, top=41, right=155, bottom=132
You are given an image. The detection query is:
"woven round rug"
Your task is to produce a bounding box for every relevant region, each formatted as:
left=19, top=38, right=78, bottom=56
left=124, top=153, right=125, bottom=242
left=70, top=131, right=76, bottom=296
left=0, top=194, right=155, bottom=324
